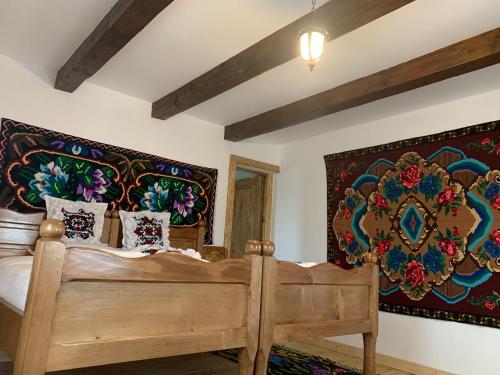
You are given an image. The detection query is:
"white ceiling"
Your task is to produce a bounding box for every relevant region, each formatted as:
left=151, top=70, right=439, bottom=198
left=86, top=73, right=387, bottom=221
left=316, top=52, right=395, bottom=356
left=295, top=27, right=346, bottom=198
left=0, top=0, right=499, bottom=144
left=0, top=0, right=116, bottom=74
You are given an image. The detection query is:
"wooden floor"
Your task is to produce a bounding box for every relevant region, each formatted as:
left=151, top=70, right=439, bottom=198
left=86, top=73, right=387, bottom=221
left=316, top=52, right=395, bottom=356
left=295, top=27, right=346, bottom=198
left=0, top=341, right=414, bottom=375
left=287, top=340, right=412, bottom=375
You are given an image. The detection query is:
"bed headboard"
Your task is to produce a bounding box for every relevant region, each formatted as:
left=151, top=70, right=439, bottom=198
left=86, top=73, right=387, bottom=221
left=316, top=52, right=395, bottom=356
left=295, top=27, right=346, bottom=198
left=0, top=209, right=207, bottom=258
left=0, top=208, right=45, bottom=257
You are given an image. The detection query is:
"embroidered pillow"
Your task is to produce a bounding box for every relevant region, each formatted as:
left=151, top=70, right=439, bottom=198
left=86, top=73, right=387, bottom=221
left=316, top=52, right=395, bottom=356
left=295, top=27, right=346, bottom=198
left=119, top=211, right=170, bottom=251
left=45, top=196, right=108, bottom=244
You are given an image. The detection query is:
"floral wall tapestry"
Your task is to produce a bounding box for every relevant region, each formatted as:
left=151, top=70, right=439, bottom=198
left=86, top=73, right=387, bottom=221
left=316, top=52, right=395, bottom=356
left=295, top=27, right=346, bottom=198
left=325, top=120, right=499, bottom=328
left=0, top=118, right=217, bottom=243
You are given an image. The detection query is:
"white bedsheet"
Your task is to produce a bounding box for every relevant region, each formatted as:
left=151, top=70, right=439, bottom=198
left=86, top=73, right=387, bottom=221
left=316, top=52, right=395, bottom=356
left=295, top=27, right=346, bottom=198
left=297, top=262, right=317, bottom=267
left=0, top=246, right=203, bottom=312
left=0, top=256, right=33, bottom=311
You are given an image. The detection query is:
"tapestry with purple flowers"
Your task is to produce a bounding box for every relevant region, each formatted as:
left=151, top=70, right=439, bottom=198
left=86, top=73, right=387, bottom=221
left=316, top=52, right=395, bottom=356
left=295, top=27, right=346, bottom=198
left=325, top=120, right=499, bottom=328
left=0, top=118, right=217, bottom=243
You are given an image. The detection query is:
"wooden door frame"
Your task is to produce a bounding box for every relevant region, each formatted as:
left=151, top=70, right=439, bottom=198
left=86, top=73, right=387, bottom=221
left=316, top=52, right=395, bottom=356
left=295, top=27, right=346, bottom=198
left=224, top=155, right=280, bottom=257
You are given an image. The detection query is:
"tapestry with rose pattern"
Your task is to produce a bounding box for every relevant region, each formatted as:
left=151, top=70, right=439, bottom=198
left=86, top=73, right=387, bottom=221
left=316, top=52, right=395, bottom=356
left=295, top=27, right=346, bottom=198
left=0, top=118, right=217, bottom=243
left=325, top=120, right=499, bottom=328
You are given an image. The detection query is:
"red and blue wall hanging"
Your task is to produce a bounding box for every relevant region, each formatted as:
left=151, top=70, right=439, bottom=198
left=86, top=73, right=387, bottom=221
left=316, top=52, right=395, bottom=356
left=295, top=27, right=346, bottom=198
left=325, top=120, right=499, bottom=328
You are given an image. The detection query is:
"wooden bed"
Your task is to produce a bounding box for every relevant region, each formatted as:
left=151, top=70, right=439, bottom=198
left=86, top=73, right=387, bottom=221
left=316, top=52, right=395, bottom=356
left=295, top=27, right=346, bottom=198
left=254, top=241, right=379, bottom=375
left=0, top=209, right=262, bottom=375
left=0, top=208, right=379, bottom=374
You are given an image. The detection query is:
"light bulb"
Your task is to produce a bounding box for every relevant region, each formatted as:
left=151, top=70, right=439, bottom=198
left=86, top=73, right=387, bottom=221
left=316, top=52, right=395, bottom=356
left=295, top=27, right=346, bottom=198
left=299, top=27, right=327, bottom=71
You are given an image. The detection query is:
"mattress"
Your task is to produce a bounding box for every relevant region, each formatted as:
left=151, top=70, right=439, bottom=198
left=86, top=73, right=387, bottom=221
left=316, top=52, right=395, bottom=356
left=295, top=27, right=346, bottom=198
left=0, top=245, right=203, bottom=312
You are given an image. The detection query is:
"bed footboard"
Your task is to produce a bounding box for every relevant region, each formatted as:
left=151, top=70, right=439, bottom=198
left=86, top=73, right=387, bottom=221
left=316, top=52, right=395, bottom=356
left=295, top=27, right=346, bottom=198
left=13, top=220, right=262, bottom=375
left=255, top=241, right=379, bottom=375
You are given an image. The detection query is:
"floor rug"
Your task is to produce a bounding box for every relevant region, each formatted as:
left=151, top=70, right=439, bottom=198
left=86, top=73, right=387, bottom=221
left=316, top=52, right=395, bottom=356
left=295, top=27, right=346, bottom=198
left=217, top=345, right=360, bottom=375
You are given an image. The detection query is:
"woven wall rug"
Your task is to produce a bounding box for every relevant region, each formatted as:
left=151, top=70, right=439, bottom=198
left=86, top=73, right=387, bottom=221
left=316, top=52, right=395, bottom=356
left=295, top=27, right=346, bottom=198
left=0, top=118, right=218, bottom=243
left=325, top=120, right=499, bottom=328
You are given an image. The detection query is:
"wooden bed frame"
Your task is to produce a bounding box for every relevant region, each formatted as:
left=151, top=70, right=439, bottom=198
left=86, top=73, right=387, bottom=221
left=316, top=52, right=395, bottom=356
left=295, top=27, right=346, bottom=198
left=254, top=241, right=379, bottom=375
left=0, top=209, right=262, bottom=375
left=0, top=208, right=379, bottom=374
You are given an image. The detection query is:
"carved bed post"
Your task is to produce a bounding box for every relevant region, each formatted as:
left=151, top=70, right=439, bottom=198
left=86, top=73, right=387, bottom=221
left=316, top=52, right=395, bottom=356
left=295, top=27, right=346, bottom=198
left=261, top=241, right=275, bottom=257
left=13, top=219, right=66, bottom=375
left=109, top=210, right=121, bottom=247
left=197, top=219, right=207, bottom=257
left=244, top=239, right=262, bottom=256
left=237, top=240, right=263, bottom=375
left=255, top=240, right=276, bottom=375
left=362, top=252, right=379, bottom=375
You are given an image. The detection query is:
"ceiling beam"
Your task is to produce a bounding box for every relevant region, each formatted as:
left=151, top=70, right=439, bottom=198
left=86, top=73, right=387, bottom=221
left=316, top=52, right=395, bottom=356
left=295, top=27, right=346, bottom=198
left=224, top=27, right=500, bottom=141
left=152, top=0, right=414, bottom=120
left=55, top=0, right=174, bottom=93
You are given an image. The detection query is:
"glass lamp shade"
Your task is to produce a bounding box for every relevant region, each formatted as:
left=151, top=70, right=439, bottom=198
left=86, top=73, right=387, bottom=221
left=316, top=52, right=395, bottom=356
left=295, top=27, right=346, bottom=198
left=299, top=27, right=327, bottom=71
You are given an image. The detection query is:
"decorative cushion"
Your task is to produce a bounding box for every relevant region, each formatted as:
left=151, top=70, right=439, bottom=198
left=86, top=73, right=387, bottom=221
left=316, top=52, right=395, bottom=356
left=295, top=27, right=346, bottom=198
left=119, top=210, right=170, bottom=251
left=45, top=196, right=108, bottom=244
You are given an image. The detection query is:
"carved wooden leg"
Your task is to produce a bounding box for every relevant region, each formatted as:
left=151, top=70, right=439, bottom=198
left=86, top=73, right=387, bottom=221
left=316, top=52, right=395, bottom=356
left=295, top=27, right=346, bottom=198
left=238, top=347, right=255, bottom=375
left=255, top=255, right=276, bottom=375
left=13, top=221, right=66, bottom=375
left=254, top=342, right=272, bottom=375
left=363, top=332, right=377, bottom=375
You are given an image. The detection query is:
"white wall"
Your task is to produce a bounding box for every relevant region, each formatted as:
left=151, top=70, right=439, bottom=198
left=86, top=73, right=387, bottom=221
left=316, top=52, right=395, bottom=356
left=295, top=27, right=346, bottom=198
left=0, top=54, right=281, bottom=246
left=274, top=88, right=500, bottom=375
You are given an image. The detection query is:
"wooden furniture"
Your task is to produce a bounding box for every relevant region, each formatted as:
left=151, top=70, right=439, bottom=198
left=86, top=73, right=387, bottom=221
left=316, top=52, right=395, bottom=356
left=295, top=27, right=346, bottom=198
left=0, top=208, right=45, bottom=258
left=203, top=246, right=228, bottom=262
left=0, top=208, right=207, bottom=259
left=0, top=219, right=262, bottom=375
left=254, top=241, right=379, bottom=375
left=0, top=209, right=378, bottom=375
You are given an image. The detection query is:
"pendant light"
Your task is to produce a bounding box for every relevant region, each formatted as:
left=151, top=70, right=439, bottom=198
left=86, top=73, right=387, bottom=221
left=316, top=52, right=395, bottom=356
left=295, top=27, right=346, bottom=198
left=299, top=0, right=327, bottom=71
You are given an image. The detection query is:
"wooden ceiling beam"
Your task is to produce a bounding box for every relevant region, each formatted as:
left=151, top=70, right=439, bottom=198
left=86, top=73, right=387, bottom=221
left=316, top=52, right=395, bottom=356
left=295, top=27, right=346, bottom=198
left=224, top=27, right=500, bottom=141
left=152, top=0, right=414, bottom=120
left=55, top=0, right=174, bottom=93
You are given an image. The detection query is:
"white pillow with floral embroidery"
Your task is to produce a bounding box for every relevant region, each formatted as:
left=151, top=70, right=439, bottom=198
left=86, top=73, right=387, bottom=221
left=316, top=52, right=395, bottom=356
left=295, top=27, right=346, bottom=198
left=119, top=210, right=171, bottom=251
left=45, top=196, right=108, bottom=244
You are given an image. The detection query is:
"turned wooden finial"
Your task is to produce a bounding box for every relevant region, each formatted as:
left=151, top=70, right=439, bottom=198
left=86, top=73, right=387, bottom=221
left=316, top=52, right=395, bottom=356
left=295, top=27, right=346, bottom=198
left=245, top=240, right=262, bottom=256
left=261, top=241, right=276, bottom=257
left=363, top=252, right=378, bottom=265
left=39, top=219, right=65, bottom=240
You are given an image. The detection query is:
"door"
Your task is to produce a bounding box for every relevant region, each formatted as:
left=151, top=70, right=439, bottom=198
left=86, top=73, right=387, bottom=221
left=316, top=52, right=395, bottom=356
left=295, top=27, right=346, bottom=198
left=230, top=173, right=265, bottom=258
